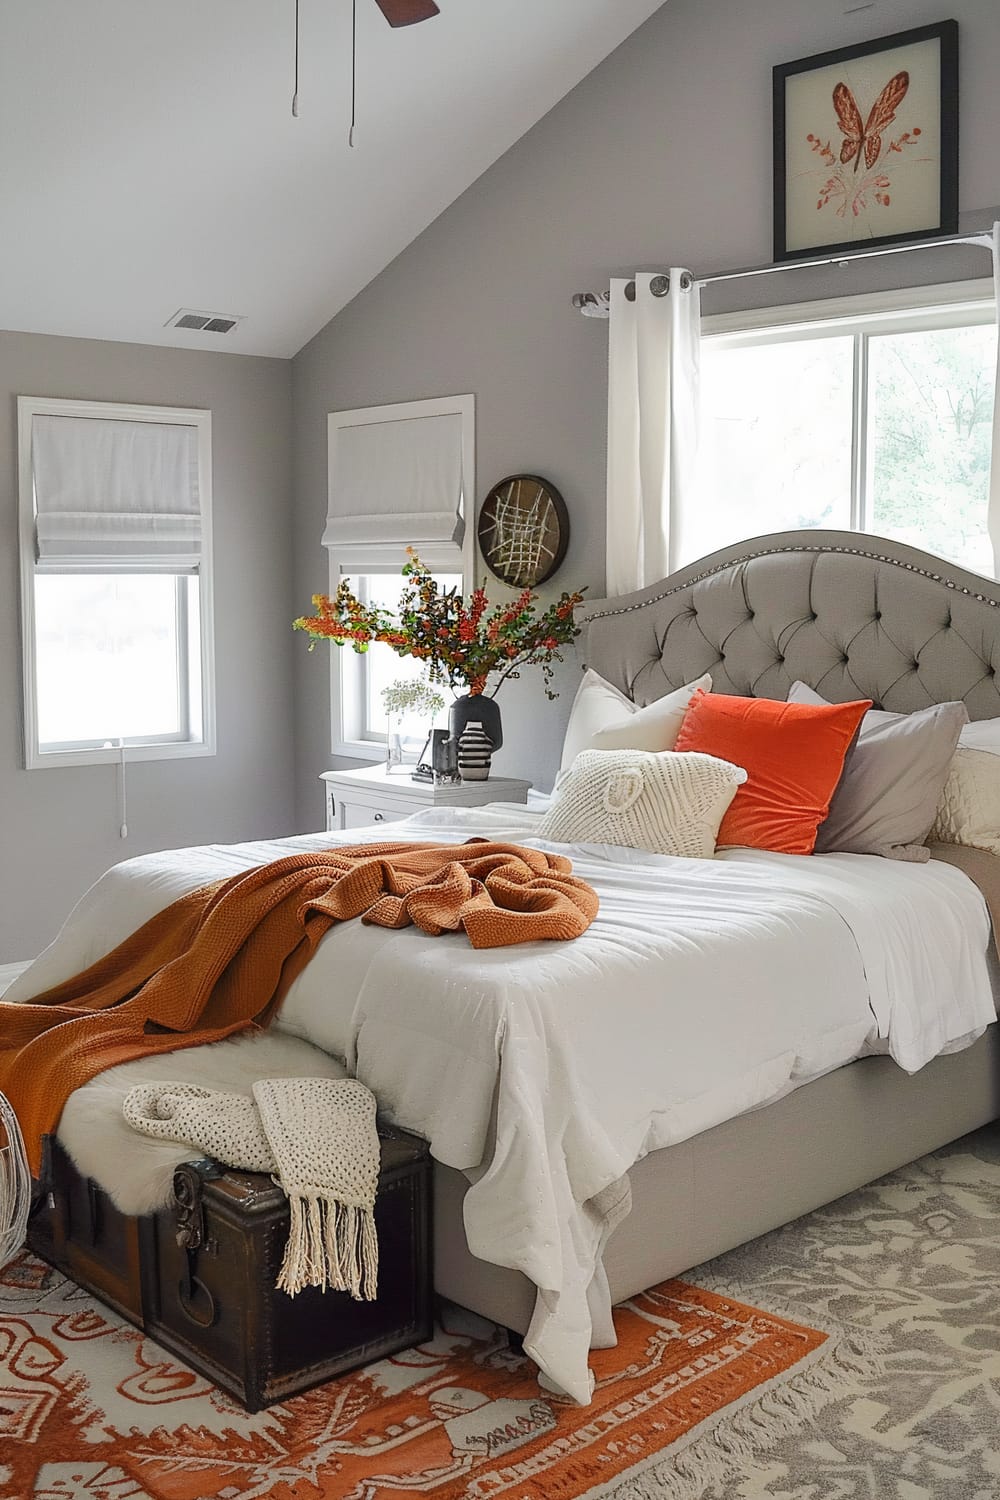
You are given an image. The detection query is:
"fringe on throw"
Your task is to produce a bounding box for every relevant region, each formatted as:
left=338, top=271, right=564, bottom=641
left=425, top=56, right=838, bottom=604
left=0, top=1091, right=31, bottom=1270
left=278, top=1192, right=379, bottom=1301
left=604, top=1309, right=885, bottom=1500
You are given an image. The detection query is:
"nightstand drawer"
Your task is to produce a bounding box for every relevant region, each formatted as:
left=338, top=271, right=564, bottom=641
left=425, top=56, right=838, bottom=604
left=340, top=801, right=402, bottom=830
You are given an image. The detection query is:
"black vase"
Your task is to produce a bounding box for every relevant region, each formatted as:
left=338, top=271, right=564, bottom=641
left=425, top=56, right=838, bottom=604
left=450, top=693, right=503, bottom=750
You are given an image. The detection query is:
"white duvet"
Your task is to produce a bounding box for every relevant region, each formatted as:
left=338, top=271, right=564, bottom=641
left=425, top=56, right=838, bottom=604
left=5, top=802, right=996, bottom=1404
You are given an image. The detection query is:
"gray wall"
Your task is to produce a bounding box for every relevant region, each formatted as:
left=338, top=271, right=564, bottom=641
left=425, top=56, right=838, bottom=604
left=291, top=0, right=1000, bottom=825
left=0, top=331, right=295, bottom=962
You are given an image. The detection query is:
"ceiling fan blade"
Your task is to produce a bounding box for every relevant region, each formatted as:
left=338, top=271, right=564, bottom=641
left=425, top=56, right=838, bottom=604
left=374, top=0, right=440, bottom=25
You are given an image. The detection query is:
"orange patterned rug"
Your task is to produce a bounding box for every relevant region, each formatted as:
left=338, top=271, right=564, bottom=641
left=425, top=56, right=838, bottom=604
left=1, top=1250, right=841, bottom=1500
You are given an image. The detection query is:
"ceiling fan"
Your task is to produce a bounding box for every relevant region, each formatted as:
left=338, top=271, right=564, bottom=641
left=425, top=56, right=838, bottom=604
left=373, top=0, right=439, bottom=23
left=290, top=0, right=440, bottom=124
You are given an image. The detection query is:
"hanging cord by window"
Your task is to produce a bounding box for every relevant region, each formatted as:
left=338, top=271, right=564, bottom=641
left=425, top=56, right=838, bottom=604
left=348, top=0, right=357, bottom=147
left=292, top=0, right=300, bottom=117
left=118, top=738, right=128, bottom=840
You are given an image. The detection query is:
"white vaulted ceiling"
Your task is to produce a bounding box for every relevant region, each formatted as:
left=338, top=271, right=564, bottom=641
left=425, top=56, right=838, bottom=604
left=0, top=0, right=666, bottom=357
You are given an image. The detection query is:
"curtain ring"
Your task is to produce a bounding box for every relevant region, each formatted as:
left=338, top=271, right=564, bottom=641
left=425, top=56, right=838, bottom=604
left=649, top=274, right=670, bottom=297
left=679, top=271, right=693, bottom=290
left=625, top=280, right=636, bottom=302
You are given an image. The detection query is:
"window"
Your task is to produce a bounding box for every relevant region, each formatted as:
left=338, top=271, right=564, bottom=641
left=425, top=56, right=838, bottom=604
left=350, top=571, right=460, bottom=742
left=692, top=283, right=997, bottom=574
left=18, top=398, right=214, bottom=768
left=324, top=395, right=474, bottom=759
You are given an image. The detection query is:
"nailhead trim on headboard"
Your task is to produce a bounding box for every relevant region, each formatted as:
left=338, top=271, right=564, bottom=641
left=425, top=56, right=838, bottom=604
left=583, top=542, right=1000, bottom=623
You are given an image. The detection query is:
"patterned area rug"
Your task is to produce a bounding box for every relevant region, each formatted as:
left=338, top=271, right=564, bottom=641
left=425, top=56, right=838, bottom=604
left=0, top=1266, right=843, bottom=1500
left=689, top=1122, right=1000, bottom=1499
left=4, top=1123, right=1000, bottom=1499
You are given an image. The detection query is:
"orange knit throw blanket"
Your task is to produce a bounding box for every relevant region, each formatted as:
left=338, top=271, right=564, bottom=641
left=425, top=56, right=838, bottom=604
left=0, top=840, right=598, bottom=1176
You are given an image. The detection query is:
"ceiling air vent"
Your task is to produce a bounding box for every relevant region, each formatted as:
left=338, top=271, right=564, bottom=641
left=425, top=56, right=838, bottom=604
left=166, top=308, right=244, bottom=335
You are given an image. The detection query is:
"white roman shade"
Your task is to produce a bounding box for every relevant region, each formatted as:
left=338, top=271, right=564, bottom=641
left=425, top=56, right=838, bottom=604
left=322, top=410, right=465, bottom=553
left=32, top=414, right=202, bottom=571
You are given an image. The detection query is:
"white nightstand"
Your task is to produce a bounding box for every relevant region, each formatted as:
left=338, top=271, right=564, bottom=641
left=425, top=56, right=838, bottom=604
left=320, top=765, right=532, bottom=833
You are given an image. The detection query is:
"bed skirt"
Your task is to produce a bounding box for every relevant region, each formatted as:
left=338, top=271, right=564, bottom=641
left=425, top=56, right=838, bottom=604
left=433, top=1028, right=1000, bottom=1333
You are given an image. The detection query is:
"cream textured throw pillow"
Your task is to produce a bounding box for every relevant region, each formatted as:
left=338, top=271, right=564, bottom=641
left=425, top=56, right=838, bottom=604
left=558, top=671, right=712, bottom=775
left=538, top=748, right=747, bottom=858
left=930, top=745, right=1000, bottom=856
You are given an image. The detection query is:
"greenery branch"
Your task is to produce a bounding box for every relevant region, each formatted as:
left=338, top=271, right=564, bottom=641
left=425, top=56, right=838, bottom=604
left=381, top=678, right=445, bottom=720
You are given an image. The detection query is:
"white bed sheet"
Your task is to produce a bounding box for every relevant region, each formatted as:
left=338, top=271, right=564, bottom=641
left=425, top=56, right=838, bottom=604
left=6, top=804, right=995, bottom=1404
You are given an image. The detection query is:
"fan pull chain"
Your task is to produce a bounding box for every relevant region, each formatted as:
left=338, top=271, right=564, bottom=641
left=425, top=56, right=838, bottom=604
left=348, top=0, right=357, bottom=147
left=292, top=0, right=300, bottom=117
left=291, top=0, right=360, bottom=140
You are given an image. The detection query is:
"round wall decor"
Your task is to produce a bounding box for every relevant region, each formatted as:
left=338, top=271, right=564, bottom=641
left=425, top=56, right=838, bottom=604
left=477, top=474, right=569, bottom=589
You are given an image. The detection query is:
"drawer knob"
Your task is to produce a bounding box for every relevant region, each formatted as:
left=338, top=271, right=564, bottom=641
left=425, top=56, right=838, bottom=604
left=373, top=811, right=384, bottom=822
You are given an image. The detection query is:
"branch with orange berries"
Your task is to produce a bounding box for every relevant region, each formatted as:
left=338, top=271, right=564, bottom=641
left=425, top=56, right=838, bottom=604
left=294, top=550, right=585, bottom=700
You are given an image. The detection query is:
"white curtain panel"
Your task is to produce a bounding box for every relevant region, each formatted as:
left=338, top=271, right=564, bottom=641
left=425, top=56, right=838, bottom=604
left=606, top=270, right=701, bottom=597
left=988, top=221, right=1000, bottom=577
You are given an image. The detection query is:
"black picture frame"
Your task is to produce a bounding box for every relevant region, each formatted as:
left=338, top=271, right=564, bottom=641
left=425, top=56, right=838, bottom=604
left=773, top=20, right=958, bottom=262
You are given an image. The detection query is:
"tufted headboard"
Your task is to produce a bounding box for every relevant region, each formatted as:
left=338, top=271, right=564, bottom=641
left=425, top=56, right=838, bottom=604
left=579, top=530, right=1000, bottom=721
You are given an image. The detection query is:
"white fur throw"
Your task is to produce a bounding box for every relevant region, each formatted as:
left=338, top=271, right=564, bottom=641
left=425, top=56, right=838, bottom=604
left=125, top=1075, right=380, bottom=1300
left=537, top=748, right=748, bottom=858
left=57, top=1031, right=349, bottom=1217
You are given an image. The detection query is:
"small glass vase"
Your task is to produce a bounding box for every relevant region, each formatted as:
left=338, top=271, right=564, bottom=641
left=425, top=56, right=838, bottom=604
left=385, top=716, right=407, bottom=775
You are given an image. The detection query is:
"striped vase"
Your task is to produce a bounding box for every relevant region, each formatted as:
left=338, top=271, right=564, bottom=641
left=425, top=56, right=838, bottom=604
left=457, top=721, right=494, bottom=781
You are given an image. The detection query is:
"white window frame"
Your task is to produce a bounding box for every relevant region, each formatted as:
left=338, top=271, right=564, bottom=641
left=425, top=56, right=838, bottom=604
left=346, top=567, right=463, bottom=747
left=18, top=396, right=216, bottom=770
left=326, top=394, right=474, bottom=761
left=699, top=277, right=996, bottom=553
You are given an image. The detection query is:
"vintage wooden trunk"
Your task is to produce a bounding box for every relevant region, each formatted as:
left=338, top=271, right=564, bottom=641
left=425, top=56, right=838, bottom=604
left=28, top=1125, right=432, bottom=1411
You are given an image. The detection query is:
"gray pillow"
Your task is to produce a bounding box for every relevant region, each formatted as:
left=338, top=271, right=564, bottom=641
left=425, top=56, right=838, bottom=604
left=787, top=682, right=968, bottom=861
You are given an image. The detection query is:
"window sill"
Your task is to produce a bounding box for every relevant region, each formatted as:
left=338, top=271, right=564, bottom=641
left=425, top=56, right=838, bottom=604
left=26, top=739, right=216, bottom=771
left=332, top=738, right=388, bottom=763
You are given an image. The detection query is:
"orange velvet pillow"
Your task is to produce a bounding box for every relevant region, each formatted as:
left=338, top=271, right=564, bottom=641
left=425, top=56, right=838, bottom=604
left=673, top=690, right=871, bottom=855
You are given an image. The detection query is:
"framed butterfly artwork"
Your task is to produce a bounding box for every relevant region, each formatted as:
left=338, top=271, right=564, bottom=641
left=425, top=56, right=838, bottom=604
left=773, top=21, right=958, bottom=261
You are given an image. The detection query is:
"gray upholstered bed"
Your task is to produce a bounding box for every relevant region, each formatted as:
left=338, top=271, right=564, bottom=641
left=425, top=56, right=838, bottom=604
left=433, top=529, right=1000, bottom=1333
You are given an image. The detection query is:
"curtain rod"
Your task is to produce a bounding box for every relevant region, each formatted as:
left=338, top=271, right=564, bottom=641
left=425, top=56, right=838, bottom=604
left=572, top=230, right=995, bottom=316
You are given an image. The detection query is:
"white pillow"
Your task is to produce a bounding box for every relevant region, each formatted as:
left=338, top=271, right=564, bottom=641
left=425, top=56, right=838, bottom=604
left=958, top=718, right=1000, bottom=753
left=559, top=670, right=712, bottom=774
left=537, top=748, right=747, bottom=858
left=930, top=743, right=1000, bottom=856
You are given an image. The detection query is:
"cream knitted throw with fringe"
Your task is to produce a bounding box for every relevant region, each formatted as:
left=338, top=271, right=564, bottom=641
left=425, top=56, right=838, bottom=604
left=123, top=1077, right=380, bottom=1300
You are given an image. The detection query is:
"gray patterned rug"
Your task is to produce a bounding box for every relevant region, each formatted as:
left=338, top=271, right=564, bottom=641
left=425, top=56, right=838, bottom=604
left=657, top=1122, right=1000, bottom=1500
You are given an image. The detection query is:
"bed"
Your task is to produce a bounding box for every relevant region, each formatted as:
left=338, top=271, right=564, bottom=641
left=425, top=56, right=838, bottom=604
left=424, top=527, right=1000, bottom=1373
left=8, top=528, right=1000, bottom=1407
